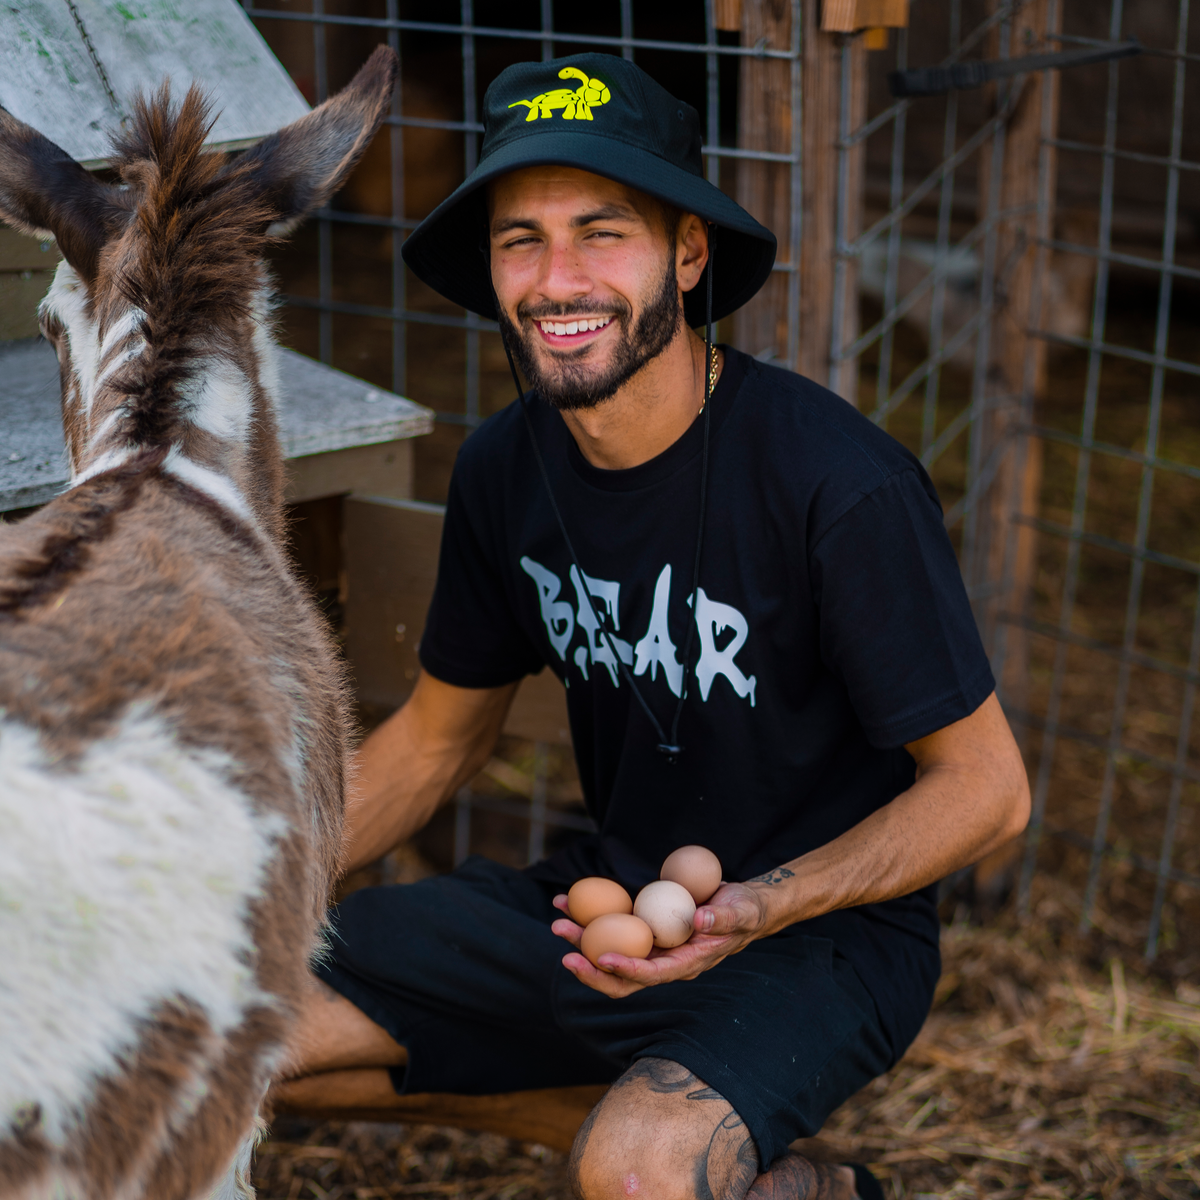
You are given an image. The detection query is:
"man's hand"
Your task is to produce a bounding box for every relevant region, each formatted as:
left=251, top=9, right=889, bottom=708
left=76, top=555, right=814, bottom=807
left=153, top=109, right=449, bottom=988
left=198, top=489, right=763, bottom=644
left=550, top=882, right=770, bottom=998
left=549, top=692, right=1029, bottom=998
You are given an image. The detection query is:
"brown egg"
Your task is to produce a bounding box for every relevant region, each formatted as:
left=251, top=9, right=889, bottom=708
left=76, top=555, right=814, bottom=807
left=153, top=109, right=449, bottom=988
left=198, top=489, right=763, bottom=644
left=580, top=912, right=654, bottom=969
left=661, top=845, right=722, bottom=905
left=567, top=877, right=633, bottom=927
left=634, top=880, right=696, bottom=948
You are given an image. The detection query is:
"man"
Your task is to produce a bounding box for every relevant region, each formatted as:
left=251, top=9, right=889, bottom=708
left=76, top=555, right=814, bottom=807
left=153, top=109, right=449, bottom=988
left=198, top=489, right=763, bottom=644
left=275, top=53, right=1029, bottom=1200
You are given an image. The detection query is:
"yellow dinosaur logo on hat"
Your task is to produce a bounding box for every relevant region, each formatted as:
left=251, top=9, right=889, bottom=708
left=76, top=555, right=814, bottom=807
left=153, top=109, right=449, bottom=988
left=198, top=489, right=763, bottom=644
left=509, top=67, right=612, bottom=122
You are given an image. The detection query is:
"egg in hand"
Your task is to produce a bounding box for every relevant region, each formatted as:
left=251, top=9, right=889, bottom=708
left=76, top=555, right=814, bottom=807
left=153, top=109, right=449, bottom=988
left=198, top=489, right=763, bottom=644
left=580, top=912, right=654, bottom=969
left=660, top=845, right=722, bottom=905
left=567, top=877, right=633, bottom=926
left=633, top=879, right=696, bottom=948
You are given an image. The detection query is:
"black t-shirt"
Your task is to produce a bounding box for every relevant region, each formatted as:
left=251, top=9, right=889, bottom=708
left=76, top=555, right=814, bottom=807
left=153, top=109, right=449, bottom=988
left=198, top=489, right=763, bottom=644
left=420, top=347, right=994, bottom=1054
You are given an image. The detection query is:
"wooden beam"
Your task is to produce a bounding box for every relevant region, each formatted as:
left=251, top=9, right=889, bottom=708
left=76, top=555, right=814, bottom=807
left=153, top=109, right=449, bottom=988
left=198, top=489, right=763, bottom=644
left=273, top=1084, right=609, bottom=1154
left=713, top=0, right=743, bottom=32
left=820, top=0, right=857, bottom=31
left=821, top=0, right=908, bottom=33
left=854, top=0, right=909, bottom=28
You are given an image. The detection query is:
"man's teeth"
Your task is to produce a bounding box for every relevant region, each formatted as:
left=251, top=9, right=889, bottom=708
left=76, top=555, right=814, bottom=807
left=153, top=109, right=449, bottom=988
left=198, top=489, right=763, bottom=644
left=539, top=317, right=611, bottom=335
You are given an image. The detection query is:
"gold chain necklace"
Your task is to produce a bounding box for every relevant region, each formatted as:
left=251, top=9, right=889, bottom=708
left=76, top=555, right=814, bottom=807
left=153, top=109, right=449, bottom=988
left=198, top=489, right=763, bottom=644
left=698, top=344, right=719, bottom=415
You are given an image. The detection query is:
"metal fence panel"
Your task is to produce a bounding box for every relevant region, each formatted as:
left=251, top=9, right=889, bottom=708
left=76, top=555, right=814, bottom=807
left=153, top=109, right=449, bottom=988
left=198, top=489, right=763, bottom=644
left=831, top=0, right=1198, bottom=961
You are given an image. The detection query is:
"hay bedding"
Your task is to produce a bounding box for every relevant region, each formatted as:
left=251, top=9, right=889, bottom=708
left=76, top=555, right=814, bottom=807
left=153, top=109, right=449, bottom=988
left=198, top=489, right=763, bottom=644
left=253, top=1122, right=569, bottom=1200
left=253, top=889, right=1198, bottom=1200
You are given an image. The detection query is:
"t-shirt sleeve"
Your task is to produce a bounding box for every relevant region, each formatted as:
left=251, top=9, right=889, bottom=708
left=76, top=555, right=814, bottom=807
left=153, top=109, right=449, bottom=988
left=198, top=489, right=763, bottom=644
left=418, top=462, right=545, bottom=689
left=810, top=468, right=995, bottom=748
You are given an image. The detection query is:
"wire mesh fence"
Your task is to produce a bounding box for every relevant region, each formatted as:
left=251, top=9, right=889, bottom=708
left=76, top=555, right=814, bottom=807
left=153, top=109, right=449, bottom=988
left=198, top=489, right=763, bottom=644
left=833, top=0, right=1199, bottom=963
left=248, top=0, right=1200, bottom=965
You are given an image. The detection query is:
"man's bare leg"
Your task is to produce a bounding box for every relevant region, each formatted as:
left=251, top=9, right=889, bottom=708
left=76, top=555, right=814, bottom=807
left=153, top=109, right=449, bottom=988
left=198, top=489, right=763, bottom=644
left=569, top=1058, right=858, bottom=1200
left=269, top=972, right=408, bottom=1110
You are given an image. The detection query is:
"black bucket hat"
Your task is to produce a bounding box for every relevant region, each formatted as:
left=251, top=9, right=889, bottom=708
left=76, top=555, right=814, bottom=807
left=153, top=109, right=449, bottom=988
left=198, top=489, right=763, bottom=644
left=400, top=52, right=777, bottom=327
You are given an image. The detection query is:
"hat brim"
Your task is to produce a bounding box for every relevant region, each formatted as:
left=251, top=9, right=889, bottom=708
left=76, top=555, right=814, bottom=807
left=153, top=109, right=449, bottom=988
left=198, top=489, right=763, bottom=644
left=401, top=131, right=778, bottom=327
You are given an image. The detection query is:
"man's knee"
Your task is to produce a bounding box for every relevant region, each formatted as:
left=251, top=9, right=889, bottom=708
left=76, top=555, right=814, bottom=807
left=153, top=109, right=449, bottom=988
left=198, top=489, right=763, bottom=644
left=568, top=1059, right=759, bottom=1200
left=569, top=1100, right=695, bottom=1200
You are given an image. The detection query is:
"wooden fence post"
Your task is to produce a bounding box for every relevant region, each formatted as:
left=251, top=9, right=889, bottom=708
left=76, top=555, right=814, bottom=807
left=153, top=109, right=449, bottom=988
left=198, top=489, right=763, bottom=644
left=732, top=0, right=793, bottom=365
left=733, top=2, right=866, bottom=394
left=974, top=0, right=1062, bottom=724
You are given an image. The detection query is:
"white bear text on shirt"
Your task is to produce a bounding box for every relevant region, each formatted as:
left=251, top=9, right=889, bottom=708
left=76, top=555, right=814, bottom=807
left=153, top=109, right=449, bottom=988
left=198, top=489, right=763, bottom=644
left=520, top=556, right=757, bottom=707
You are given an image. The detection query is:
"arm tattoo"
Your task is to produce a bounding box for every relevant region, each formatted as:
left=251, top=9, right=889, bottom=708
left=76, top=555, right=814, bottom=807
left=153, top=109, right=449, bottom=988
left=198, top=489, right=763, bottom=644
left=747, top=1154, right=859, bottom=1199
left=749, top=867, right=795, bottom=886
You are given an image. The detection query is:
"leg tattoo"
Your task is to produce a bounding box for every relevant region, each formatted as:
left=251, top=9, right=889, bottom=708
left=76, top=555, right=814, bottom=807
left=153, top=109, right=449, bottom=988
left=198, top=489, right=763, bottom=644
left=693, top=1108, right=759, bottom=1200
left=746, top=1154, right=859, bottom=1200
left=569, top=1060, right=860, bottom=1200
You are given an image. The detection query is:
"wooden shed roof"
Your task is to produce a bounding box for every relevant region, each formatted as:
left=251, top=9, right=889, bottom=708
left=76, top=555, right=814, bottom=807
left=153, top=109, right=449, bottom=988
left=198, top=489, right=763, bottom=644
left=0, top=1, right=309, bottom=168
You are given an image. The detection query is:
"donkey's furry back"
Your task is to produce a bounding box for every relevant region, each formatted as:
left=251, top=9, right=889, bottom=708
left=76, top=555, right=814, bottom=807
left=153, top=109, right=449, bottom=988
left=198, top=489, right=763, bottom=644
left=0, top=471, right=351, bottom=1199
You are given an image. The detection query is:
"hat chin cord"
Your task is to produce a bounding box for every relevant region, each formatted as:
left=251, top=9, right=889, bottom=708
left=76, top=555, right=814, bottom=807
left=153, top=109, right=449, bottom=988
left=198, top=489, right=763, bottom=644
left=494, top=232, right=715, bottom=764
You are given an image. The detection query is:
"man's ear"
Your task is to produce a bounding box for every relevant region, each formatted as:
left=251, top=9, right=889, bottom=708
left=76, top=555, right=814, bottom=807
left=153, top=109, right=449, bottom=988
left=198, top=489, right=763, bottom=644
left=0, top=107, right=127, bottom=284
left=676, top=213, right=711, bottom=294
left=237, top=45, right=398, bottom=234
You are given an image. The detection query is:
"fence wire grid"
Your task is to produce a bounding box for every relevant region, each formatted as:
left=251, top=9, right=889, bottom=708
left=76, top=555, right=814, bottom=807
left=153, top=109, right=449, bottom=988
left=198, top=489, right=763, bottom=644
left=246, top=0, right=1200, bottom=966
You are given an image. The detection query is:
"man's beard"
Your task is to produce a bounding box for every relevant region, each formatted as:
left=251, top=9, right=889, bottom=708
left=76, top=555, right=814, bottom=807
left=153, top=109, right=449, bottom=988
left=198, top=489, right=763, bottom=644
left=497, top=252, right=683, bottom=412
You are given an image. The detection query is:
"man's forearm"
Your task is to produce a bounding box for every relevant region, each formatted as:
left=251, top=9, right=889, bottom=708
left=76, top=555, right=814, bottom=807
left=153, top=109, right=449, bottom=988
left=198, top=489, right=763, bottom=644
left=746, top=761, right=1027, bottom=935
left=339, top=674, right=518, bottom=875
left=738, top=694, right=1030, bottom=937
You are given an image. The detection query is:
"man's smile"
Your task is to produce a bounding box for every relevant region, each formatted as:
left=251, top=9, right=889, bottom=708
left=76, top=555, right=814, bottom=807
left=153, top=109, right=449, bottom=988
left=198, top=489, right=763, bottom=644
left=535, top=315, right=614, bottom=346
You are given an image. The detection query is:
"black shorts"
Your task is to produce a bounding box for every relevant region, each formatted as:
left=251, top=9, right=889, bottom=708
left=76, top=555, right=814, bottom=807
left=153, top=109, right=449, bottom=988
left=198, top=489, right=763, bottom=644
left=317, top=856, right=905, bottom=1166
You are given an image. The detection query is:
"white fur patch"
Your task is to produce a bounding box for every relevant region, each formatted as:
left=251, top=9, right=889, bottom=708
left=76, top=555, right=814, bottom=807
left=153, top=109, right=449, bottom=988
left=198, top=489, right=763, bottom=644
left=250, top=294, right=282, bottom=416
left=180, top=358, right=254, bottom=442
left=99, top=308, right=147, bottom=362
left=207, top=1112, right=269, bottom=1200
left=69, top=445, right=134, bottom=488
left=163, top=447, right=255, bottom=526
left=41, top=263, right=101, bottom=413
left=0, top=708, right=289, bottom=1147
left=93, top=342, right=146, bottom=396
left=40, top=265, right=147, bottom=425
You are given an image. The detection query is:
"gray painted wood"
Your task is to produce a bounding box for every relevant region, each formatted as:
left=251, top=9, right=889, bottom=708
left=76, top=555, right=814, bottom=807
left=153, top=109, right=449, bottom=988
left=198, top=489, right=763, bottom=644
left=0, top=1, right=309, bottom=169
left=0, top=338, right=434, bottom=513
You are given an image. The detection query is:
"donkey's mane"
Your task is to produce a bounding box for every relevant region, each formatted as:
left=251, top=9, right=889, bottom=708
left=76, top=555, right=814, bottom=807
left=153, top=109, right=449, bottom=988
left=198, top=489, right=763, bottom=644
left=106, top=85, right=276, bottom=445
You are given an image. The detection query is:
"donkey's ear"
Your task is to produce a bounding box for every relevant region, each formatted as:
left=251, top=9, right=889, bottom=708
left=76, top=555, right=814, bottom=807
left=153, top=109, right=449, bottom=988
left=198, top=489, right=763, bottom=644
left=0, top=107, right=126, bottom=283
left=239, top=45, right=398, bottom=233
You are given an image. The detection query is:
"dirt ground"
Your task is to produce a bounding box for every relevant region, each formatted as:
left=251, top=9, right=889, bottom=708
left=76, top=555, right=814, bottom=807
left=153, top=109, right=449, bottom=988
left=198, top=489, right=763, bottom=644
left=253, top=882, right=1200, bottom=1199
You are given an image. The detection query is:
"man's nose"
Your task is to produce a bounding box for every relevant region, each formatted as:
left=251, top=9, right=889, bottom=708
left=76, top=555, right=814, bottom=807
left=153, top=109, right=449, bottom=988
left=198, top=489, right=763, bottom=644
left=535, top=237, right=593, bottom=303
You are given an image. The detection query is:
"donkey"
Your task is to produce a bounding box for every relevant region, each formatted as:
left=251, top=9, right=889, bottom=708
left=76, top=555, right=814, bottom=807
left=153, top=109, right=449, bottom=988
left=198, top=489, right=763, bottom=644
left=0, top=47, right=397, bottom=1200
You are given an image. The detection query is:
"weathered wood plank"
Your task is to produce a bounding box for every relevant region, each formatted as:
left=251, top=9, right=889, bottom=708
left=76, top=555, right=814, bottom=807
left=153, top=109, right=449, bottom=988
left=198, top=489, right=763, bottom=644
left=0, top=1, right=309, bottom=168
